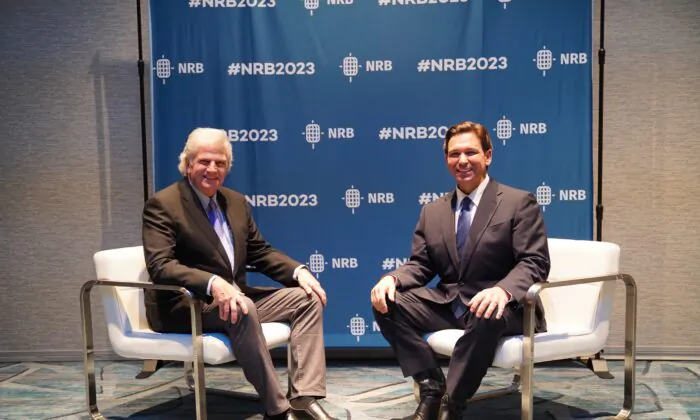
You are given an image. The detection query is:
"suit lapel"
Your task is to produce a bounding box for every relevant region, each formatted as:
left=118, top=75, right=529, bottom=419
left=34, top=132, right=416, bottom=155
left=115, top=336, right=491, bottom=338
left=179, top=180, right=232, bottom=272
left=460, top=180, right=502, bottom=275
left=217, top=192, right=244, bottom=276
left=440, top=192, right=460, bottom=271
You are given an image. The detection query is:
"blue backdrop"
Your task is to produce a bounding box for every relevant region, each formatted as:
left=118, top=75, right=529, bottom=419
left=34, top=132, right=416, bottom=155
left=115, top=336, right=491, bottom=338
left=149, top=0, right=592, bottom=347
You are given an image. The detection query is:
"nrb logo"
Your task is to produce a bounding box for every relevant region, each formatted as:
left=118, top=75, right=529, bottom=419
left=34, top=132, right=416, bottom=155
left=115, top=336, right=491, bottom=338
left=302, top=120, right=354, bottom=150
left=535, top=182, right=587, bottom=212
left=533, top=45, right=588, bottom=77
left=306, top=250, right=358, bottom=278
left=302, top=0, right=354, bottom=17
left=497, top=0, right=512, bottom=9
left=307, top=251, right=328, bottom=276
left=493, top=115, right=547, bottom=146
left=342, top=186, right=394, bottom=215
left=339, top=53, right=393, bottom=83
left=153, top=55, right=174, bottom=85
left=347, top=314, right=369, bottom=343
left=152, top=54, right=204, bottom=85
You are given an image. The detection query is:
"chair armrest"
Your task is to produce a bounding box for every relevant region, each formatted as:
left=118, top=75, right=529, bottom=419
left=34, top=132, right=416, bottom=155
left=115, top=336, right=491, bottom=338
left=519, top=273, right=637, bottom=418
left=80, top=278, right=205, bottom=418
left=80, top=278, right=203, bottom=360
left=525, top=274, right=636, bottom=302
left=80, top=278, right=195, bottom=301
left=80, top=279, right=202, bottom=353
left=522, top=273, right=636, bottom=341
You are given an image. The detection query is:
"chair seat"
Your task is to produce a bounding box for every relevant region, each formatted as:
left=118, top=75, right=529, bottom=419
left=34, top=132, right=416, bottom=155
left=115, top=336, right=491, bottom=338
left=424, top=322, right=608, bottom=368
left=109, top=322, right=291, bottom=365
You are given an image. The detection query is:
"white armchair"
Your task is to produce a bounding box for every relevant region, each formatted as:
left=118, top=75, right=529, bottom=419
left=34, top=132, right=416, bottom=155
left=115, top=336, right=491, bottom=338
left=81, top=245, right=292, bottom=420
left=420, top=238, right=637, bottom=420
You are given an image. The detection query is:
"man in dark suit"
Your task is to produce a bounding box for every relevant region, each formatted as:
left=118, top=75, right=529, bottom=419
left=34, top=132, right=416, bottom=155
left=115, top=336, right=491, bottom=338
left=371, top=121, right=550, bottom=420
left=142, top=127, right=337, bottom=420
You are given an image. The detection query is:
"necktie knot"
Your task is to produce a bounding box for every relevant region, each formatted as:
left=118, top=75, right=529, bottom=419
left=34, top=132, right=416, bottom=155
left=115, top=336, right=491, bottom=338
left=207, top=199, right=218, bottom=226
left=460, top=196, right=472, bottom=212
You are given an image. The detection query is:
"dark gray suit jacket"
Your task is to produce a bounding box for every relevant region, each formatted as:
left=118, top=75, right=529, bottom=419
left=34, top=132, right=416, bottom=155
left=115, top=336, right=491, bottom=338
left=142, top=178, right=300, bottom=333
left=391, top=179, right=550, bottom=332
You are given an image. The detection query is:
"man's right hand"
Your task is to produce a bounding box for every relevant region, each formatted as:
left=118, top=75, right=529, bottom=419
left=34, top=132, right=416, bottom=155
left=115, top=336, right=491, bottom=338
left=371, top=275, right=397, bottom=314
left=210, top=277, right=248, bottom=324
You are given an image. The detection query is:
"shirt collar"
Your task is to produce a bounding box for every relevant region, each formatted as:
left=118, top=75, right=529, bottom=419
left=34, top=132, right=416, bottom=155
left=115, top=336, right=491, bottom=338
left=189, top=180, right=217, bottom=210
left=455, top=174, right=490, bottom=210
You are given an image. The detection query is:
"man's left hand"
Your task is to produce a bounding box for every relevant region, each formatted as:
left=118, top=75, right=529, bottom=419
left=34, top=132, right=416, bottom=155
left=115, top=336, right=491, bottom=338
left=297, top=269, right=328, bottom=306
left=467, top=286, right=509, bottom=320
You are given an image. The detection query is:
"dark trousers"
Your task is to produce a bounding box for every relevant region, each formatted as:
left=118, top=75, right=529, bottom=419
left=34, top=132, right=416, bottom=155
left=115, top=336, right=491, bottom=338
left=373, top=289, right=523, bottom=400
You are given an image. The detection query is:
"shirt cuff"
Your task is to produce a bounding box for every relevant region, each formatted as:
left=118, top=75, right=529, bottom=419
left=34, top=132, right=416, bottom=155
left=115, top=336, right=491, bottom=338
left=504, top=288, right=513, bottom=302
left=293, top=265, right=308, bottom=280
left=206, top=275, right=217, bottom=296
left=386, top=274, right=400, bottom=288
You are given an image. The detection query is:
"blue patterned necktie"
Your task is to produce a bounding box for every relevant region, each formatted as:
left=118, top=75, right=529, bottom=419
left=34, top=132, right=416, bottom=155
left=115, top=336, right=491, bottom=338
left=456, top=196, right=472, bottom=260
left=453, top=196, right=472, bottom=319
left=207, top=200, right=218, bottom=227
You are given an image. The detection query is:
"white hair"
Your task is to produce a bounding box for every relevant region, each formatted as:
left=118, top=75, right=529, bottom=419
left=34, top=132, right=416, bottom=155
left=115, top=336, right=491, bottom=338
left=177, top=128, right=233, bottom=176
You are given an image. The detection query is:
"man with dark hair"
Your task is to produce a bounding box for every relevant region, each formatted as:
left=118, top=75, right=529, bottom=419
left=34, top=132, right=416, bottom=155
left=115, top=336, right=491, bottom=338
left=371, top=121, right=550, bottom=419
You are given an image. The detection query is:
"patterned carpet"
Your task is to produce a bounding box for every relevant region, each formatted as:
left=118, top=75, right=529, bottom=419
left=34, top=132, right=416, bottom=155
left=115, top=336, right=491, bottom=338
left=1, top=359, right=699, bottom=419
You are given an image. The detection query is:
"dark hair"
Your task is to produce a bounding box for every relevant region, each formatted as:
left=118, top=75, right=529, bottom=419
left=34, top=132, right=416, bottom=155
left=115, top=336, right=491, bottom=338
left=443, top=121, right=493, bottom=155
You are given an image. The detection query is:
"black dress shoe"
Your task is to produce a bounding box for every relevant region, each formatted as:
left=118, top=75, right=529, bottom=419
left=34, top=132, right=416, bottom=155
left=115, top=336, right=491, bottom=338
left=263, top=409, right=299, bottom=420
left=413, top=395, right=442, bottom=420
left=412, top=369, right=446, bottom=420
left=436, top=394, right=466, bottom=420
left=291, top=399, right=338, bottom=420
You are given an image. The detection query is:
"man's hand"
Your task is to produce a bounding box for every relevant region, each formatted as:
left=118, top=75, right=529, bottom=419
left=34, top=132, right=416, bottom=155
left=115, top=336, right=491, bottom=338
left=297, top=269, right=327, bottom=306
left=210, top=277, right=248, bottom=324
left=467, top=286, right=509, bottom=320
left=371, top=275, right=397, bottom=314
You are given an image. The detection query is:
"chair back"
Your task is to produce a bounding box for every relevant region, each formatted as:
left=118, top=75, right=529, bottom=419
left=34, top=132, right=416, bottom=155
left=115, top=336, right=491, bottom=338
left=93, top=246, right=151, bottom=340
left=542, top=239, right=620, bottom=336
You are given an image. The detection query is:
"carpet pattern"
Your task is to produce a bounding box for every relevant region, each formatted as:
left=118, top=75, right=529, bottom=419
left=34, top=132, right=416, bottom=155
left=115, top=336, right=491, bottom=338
left=1, top=360, right=699, bottom=419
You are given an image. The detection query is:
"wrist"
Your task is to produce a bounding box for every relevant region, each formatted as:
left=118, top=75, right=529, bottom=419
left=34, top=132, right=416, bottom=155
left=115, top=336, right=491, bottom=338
left=384, top=274, right=399, bottom=288
left=496, top=286, right=511, bottom=300
left=293, top=265, right=309, bottom=281
left=211, top=276, right=225, bottom=294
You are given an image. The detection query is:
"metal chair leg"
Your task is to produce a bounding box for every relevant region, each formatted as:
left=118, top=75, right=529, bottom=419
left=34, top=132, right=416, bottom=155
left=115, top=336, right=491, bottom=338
left=613, top=274, right=637, bottom=419
left=189, top=303, right=208, bottom=420
left=136, top=359, right=163, bottom=379
left=521, top=274, right=637, bottom=420
left=80, top=280, right=209, bottom=419
left=586, top=354, right=614, bottom=379
left=80, top=281, right=107, bottom=420
left=468, top=373, right=521, bottom=402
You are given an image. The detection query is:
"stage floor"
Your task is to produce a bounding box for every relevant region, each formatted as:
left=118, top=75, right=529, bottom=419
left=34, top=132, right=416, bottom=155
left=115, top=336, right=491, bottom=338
left=1, top=359, right=699, bottom=419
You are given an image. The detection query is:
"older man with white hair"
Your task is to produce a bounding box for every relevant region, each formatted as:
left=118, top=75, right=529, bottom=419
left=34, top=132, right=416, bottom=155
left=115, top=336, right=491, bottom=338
left=142, top=127, right=336, bottom=420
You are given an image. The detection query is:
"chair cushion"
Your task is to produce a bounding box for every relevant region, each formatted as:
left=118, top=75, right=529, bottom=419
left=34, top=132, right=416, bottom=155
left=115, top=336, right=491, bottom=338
left=109, top=322, right=291, bottom=365
left=424, top=322, right=608, bottom=368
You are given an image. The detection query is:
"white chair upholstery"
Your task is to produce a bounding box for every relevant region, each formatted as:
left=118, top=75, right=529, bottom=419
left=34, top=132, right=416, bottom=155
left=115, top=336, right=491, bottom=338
left=421, top=238, right=637, bottom=420
left=426, top=238, right=618, bottom=367
left=81, top=245, right=291, bottom=420
left=94, top=245, right=291, bottom=364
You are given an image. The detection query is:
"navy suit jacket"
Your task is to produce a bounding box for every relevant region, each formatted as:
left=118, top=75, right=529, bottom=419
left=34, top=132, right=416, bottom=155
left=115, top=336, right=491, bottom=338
left=390, top=179, right=550, bottom=331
